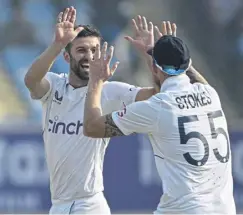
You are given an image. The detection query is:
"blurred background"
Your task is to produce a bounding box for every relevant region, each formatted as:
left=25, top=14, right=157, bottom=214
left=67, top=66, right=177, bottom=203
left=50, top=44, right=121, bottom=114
left=0, top=0, right=243, bottom=213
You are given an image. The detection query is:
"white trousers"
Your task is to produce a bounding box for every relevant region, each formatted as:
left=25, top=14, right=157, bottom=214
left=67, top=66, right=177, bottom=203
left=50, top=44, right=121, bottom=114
left=49, top=192, right=110, bottom=214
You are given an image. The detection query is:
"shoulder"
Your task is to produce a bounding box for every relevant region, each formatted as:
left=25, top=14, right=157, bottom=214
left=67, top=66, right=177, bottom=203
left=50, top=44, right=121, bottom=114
left=127, top=97, right=160, bottom=115
left=103, top=81, right=138, bottom=92
left=149, top=91, right=172, bottom=104
left=46, top=72, right=67, bottom=83
left=43, top=72, right=67, bottom=101
left=45, top=72, right=68, bottom=92
left=192, top=82, right=216, bottom=93
left=102, top=81, right=140, bottom=101
left=193, top=83, right=220, bottom=100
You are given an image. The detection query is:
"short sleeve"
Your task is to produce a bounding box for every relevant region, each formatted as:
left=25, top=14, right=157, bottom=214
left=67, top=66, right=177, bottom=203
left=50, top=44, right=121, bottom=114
left=39, top=72, right=61, bottom=103
left=102, top=81, right=141, bottom=114
left=111, top=100, right=159, bottom=135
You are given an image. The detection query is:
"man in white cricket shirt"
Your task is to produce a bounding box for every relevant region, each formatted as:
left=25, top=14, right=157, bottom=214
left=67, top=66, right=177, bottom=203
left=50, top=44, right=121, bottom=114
left=24, top=7, right=157, bottom=214
left=83, top=28, right=236, bottom=214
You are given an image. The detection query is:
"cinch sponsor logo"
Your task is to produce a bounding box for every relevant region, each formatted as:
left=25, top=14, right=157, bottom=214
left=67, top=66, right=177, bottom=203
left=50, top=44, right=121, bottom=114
left=48, top=119, right=83, bottom=135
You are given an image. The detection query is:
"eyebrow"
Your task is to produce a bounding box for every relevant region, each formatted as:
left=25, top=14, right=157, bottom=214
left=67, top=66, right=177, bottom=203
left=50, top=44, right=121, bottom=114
left=76, top=46, right=96, bottom=50
left=76, top=46, right=86, bottom=50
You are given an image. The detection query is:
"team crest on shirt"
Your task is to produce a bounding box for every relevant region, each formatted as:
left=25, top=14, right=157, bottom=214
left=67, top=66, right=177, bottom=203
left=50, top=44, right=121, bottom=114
left=53, top=90, right=63, bottom=104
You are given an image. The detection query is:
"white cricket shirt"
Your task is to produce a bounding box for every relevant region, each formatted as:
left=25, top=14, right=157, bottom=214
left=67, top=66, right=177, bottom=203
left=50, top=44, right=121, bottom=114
left=112, top=74, right=236, bottom=214
left=39, top=72, right=140, bottom=203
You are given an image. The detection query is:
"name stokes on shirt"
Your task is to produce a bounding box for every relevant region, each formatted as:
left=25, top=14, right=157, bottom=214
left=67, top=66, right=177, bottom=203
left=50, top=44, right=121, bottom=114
left=175, top=91, right=212, bottom=109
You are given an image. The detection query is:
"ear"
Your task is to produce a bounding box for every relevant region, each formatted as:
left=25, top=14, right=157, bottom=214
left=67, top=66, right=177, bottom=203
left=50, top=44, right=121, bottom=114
left=63, top=51, right=70, bottom=63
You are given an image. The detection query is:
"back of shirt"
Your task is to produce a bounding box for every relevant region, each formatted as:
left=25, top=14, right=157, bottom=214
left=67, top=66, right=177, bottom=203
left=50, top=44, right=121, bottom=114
left=112, top=74, right=236, bottom=214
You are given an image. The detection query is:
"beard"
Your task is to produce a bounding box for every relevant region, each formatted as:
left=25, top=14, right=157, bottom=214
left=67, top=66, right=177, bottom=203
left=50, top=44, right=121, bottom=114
left=70, top=56, right=89, bottom=81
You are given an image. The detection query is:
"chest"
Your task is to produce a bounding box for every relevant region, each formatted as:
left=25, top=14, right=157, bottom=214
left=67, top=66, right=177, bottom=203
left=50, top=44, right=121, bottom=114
left=42, top=82, right=109, bottom=157
left=44, top=86, right=108, bottom=135
left=50, top=89, right=86, bottom=119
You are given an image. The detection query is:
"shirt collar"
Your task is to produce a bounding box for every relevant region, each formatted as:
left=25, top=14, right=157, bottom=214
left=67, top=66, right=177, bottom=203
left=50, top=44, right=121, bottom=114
left=66, top=83, right=88, bottom=94
left=65, top=76, right=88, bottom=93
left=160, top=74, right=190, bottom=92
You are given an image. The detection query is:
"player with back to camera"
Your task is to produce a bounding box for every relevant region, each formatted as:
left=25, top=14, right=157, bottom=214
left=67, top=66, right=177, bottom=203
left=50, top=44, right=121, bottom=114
left=24, top=6, right=211, bottom=213
left=83, top=18, right=236, bottom=214
left=24, top=7, right=159, bottom=214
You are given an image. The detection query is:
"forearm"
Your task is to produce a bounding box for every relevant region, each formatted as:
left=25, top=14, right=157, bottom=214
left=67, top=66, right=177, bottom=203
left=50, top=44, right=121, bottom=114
left=134, top=53, right=157, bottom=101
left=83, top=80, right=103, bottom=134
left=144, top=53, right=153, bottom=72
left=24, top=42, right=63, bottom=88
left=186, top=66, right=208, bottom=84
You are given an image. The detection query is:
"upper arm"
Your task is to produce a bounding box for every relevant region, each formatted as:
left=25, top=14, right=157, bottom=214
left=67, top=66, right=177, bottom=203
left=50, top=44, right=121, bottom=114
left=25, top=72, right=60, bottom=102
left=84, top=100, right=159, bottom=138
left=83, top=113, right=125, bottom=138
left=102, top=82, right=156, bottom=113
left=102, top=81, right=141, bottom=113
left=28, top=78, right=50, bottom=100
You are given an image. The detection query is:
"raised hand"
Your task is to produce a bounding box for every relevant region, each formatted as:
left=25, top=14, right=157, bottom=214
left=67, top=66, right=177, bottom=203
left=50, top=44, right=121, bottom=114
left=88, top=42, right=119, bottom=82
left=54, top=7, right=83, bottom=47
left=124, top=15, right=154, bottom=53
left=154, top=21, right=177, bottom=42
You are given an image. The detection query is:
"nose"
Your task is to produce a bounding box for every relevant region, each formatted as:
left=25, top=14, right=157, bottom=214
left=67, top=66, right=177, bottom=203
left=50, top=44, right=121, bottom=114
left=85, top=50, right=93, bottom=62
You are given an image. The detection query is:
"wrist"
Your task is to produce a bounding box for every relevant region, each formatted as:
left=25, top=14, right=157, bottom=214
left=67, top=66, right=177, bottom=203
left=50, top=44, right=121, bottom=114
left=89, top=76, right=105, bottom=85
left=50, top=41, right=66, bottom=53
left=142, top=45, right=153, bottom=58
left=88, top=79, right=104, bottom=91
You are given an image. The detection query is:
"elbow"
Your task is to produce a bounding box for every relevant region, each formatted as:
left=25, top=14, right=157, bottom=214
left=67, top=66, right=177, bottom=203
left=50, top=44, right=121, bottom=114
left=83, top=120, right=103, bottom=138
left=83, top=122, right=96, bottom=137
left=24, top=73, right=30, bottom=87
left=24, top=70, right=41, bottom=91
left=24, top=71, right=34, bottom=89
left=83, top=126, right=91, bottom=137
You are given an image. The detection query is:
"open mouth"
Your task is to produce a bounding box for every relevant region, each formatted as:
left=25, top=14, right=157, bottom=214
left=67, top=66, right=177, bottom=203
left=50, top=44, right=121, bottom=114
left=81, top=64, right=90, bottom=69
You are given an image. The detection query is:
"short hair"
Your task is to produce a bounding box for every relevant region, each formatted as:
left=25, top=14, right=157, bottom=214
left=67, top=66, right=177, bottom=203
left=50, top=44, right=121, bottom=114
left=65, top=24, right=103, bottom=53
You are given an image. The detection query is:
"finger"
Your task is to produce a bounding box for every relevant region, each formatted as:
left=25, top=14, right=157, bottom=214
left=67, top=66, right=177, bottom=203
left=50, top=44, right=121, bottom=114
left=101, top=42, right=108, bottom=61
left=124, top=36, right=135, bottom=43
left=74, top=26, right=84, bottom=34
left=154, top=26, right=162, bottom=41
left=148, top=21, right=154, bottom=34
left=106, top=46, right=114, bottom=65
left=142, top=16, right=148, bottom=30
left=132, top=19, right=139, bottom=37
left=66, top=6, right=74, bottom=22
left=167, top=21, right=172, bottom=35
left=57, top=12, right=63, bottom=24
left=111, top=61, right=120, bottom=74
left=62, top=8, right=69, bottom=21
left=94, top=44, right=101, bottom=60
left=70, top=7, right=76, bottom=23
left=161, top=21, right=167, bottom=35
left=172, top=23, right=177, bottom=37
left=137, top=15, right=143, bottom=31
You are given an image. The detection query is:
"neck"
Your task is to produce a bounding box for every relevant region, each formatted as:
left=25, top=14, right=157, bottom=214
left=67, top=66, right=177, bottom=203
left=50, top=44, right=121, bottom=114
left=157, top=72, right=169, bottom=87
left=68, top=71, right=89, bottom=88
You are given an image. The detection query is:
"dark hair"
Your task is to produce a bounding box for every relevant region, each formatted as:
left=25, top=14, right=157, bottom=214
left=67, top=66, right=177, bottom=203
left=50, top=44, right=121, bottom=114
left=65, top=24, right=103, bottom=53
